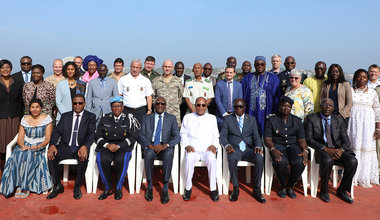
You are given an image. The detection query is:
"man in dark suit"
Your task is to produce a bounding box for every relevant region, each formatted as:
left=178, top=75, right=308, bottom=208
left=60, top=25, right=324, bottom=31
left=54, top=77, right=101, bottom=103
left=174, top=61, right=191, bottom=121
left=215, top=66, right=243, bottom=130
left=95, top=96, right=138, bottom=200
left=305, top=98, right=357, bottom=203
left=220, top=98, right=265, bottom=203
left=47, top=94, right=96, bottom=200
left=277, top=56, right=307, bottom=94
left=12, top=56, right=33, bottom=84
left=138, top=97, right=180, bottom=204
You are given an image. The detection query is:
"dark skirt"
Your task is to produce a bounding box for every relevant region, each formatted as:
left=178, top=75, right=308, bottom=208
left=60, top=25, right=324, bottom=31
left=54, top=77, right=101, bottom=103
left=0, top=116, right=20, bottom=154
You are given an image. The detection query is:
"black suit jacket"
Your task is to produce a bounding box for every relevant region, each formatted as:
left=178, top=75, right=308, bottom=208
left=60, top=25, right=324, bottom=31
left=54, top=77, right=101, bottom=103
left=12, top=71, right=25, bottom=85
left=50, top=110, right=96, bottom=151
left=219, top=113, right=262, bottom=149
left=305, top=113, right=351, bottom=152
left=0, top=75, right=23, bottom=118
left=138, top=112, right=180, bottom=149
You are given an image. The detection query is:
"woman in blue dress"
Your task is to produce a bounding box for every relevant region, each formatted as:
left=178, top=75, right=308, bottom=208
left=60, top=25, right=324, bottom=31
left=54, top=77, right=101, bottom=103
left=0, top=98, right=53, bottom=198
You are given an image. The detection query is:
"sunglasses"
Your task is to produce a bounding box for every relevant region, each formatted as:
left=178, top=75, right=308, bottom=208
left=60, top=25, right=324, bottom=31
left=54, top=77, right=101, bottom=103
left=290, top=77, right=299, bottom=80
left=203, top=68, right=212, bottom=70
left=73, top=102, right=84, bottom=105
left=21, top=62, right=32, bottom=66
left=233, top=105, right=244, bottom=109
left=255, top=63, right=265, bottom=66
left=196, top=104, right=207, bottom=107
left=112, top=105, right=123, bottom=108
left=155, top=102, right=166, bottom=106
left=285, top=62, right=295, bottom=64
left=321, top=103, right=333, bottom=107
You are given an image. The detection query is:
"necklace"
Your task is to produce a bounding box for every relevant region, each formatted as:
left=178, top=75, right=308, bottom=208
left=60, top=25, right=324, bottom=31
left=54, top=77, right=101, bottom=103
left=355, top=85, right=367, bottom=93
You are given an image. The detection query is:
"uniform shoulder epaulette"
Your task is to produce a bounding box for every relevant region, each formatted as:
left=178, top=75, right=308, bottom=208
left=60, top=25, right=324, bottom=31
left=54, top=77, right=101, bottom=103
left=204, top=78, right=211, bottom=83
left=266, top=113, right=275, bottom=119
left=185, top=78, right=192, bottom=82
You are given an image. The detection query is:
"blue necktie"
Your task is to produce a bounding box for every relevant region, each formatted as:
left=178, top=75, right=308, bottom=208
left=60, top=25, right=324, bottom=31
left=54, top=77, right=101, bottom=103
left=238, top=117, right=246, bottom=151
left=70, top=114, right=80, bottom=153
left=227, top=81, right=232, bottom=112
left=153, top=115, right=162, bottom=145
left=24, top=73, right=29, bottom=83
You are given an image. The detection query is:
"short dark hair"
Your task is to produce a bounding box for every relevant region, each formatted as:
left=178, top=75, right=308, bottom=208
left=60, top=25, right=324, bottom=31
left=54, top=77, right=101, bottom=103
left=20, top=56, right=32, bottom=62
left=72, top=94, right=85, bottom=102
left=325, top=64, right=346, bottom=84
left=29, top=98, right=44, bottom=108
left=62, top=61, right=81, bottom=79
left=0, top=59, right=12, bottom=70
left=225, top=65, right=236, bottom=72
left=32, top=64, right=45, bottom=74
left=145, top=56, right=155, bottom=62
left=175, top=61, right=184, bottom=68
left=368, top=64, right=380, bottom=71
left=353, top=69, right=369, bottom=87
left=114, top=58, right=124, bottom=66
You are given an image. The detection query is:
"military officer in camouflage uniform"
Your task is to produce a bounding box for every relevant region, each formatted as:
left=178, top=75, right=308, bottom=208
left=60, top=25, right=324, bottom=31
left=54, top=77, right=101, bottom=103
left=152, top=60, right=183, bottom=126
left=95, top=96, right=138, bottom=200
left=183, top=63, right=214, bottom=113
left=216, top=56, right=244, bottom=82
left=141, top=56, right=160, bottom=82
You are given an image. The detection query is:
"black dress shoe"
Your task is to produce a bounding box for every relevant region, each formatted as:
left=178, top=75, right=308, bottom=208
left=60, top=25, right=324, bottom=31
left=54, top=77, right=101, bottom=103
left=160, top=191, right=170, bottom=204
left=287, top=187, right=296, bottom=199
left=182, top=189, right=192, bottom=201
left=229, top=187, right=239, bottom=202
left=145, top=188, right=153, bottom=202
left=210, top=190, right=219, bottom=202
left=319, top=193, right=330, bottom=202
left=252, top=188, right=266, bottom=203
left=47, top=183, right=64, bottom=199
left=277, top=188, right=286, bottom=198
left=337, top=190, right=353, bottom=204
left=114, top=189, right=123, bottom=200
left=73, top=185, right=82, bottom=200
left=98, top=190, right=113, bottom=200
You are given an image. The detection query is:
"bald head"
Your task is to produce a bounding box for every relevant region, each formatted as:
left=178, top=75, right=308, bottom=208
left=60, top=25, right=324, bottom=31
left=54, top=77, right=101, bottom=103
left=53, top=59, right=63, bottom=76
left=193, top=63, right=203, bottom=78
left=162, top=59, right=174, bottom=75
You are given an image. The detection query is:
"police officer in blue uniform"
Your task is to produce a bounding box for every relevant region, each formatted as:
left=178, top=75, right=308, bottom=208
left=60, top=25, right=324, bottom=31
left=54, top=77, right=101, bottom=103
left=95, top=96, right=138, bottom=200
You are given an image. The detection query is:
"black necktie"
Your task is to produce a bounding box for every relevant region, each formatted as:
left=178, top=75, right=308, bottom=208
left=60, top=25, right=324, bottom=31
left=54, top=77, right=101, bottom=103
left=324, top=118, right=334, bottom=148
left=70, top=114, right=80, bottom=152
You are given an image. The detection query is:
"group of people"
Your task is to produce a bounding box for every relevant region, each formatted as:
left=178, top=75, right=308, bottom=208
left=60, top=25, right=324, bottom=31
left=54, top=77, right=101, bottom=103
left=0, top=54, right=379, bottom=205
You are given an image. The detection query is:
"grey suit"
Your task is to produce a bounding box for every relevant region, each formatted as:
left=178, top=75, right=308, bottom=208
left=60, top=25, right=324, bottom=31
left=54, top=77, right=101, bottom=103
left=85, top=77, right=119, bottom=123
left=219, top=114, right=264, bottom=188
left=138, top=112, right=180, bottom=191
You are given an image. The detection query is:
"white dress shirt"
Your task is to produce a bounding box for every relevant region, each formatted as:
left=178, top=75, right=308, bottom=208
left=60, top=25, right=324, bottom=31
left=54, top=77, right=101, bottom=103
left=118, top=73, right=153, bottom=108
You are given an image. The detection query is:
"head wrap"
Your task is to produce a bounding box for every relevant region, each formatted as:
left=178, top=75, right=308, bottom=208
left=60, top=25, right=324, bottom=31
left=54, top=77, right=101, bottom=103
left=83, top=55, right=103, bottom=71
left=109, top=96, right=124, bottom=104
left=279, top=95, right=294, bottom=105
left=255, top=56, right=266, bottom=62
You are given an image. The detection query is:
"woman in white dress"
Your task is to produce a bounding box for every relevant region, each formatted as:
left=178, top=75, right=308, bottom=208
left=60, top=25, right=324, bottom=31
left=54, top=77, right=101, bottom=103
left=348, top=69, right=380, bottom=187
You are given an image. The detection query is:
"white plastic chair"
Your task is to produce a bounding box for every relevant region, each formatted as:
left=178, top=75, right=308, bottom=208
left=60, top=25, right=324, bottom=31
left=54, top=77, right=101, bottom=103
left=179, top=144, right=223, bottom=195
left=92, top=141, right=137, bottom=194
left=5, top=134, right=20, bottom=161
left=135, top=144, right=179, bottom=194
left=309, top=147, right=354, bottom=198
left=58, top=142, right=96, bottom=193
left=222, top=146, right=265, bottom=195
left=264, top=146, right=308, bottom=196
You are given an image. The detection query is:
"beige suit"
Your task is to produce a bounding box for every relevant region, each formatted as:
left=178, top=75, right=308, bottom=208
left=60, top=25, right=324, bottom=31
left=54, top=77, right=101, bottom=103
left=320, top=81, right=352, bottom=118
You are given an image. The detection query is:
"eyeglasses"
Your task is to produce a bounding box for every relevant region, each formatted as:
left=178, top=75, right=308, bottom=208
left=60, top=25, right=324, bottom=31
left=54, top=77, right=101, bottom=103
left=196, top=104, right=207, bottom=107
left=155, top=102, right=166, bottom=106
left=290, top=77, right=299, bottom=80
left=255, top=63, right=265, bottom=66
left=73, top=102, right=84, bottom=105
left=21, top=62, right=32, bottom=66
left=203, top=68, right=212, bottom=70
left=285, top=62, right=295, bottom=64
left=233, top=105, right=244, bottom=109
left=321, top=103, right=333, bottom=107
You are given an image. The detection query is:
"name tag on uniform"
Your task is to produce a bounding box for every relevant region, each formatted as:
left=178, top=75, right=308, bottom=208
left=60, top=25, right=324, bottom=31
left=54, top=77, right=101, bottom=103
left=120, top=125, right=127, bottom=128
left=104, top=124, right=111, bottom=127
left=188, top=86, right=193, bottom=89
left=202, top=87, right=209, bottom=91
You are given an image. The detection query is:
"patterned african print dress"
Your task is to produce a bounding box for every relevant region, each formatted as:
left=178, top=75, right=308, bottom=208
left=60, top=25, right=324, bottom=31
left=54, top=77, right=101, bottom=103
left=0, top=115, right=53, bottom=197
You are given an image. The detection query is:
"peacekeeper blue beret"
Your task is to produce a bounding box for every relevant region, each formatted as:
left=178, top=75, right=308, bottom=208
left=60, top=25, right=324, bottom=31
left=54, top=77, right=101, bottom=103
left=255, top=56, right=266, bottom=62
left=279, top=95, right=294, bottom=105
left=110, top=96, right=124, bottom=104
left=83, top=55, right=103, bottom=71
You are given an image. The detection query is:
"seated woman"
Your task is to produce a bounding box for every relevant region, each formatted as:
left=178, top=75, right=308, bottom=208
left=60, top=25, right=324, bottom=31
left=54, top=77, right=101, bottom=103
left=0, top=99, right=53, bottom=198
left=264, top=96, right=308, bottom=199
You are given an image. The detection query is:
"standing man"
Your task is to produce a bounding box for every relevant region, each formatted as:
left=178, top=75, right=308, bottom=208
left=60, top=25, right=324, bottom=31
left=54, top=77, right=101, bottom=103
left=368, top=64, right=380, bottom=89
left=95, top=96, right=138, bottom=200
left=152, top=60, right=183, bottom=126
left=220, top=98, right=265, bottom=203
left=139, top=97, right=180, bottom=204
left=12, top=56, right=33, bottom=84
left=241, top=56, right=281, bottom=135
left=303, top=61, right=328, bottom=113
left=217, top=56, right=243, bottom=82
left=45, top=59, right=65, bottom=88
left=183, top=63, right=214, bottom=113
left=141, top=56, right=160, bottom=82
left=214, top=66, right=243, bottom=129
left=73, top=56, right=85, bottom=75
left=305, top=98, right=357, bottom=203
left=118, top=59, right=153, bottom=125
left=269, top=54, right=282, bottom=75
left=241, top=61, right=252, bottom=78
left=203, top=63, right=217, bottom=114
left=277, top=56, right=307, bottom=94
left=47, top=94, right=96, bottom=200
left=109, top=58, right=126, bottom=82
left=181, top=97, right=220, bottom=202
left=86, top=64, right=119, bottom=125
left=174, top=61, right=191, bottom=120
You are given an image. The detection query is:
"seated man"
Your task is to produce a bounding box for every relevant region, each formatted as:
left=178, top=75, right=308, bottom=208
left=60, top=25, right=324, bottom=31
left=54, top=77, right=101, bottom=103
left=219, top=98, right=265, bottom=203
left=139, top=97, right=180, bottom=204
left=95, top=96, right=138, bottom=200
left=47, top=94, right=96, bottom=200
left=180, top=97, right=220, bottom=202
left=305, top=98, right=357, bottom=203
